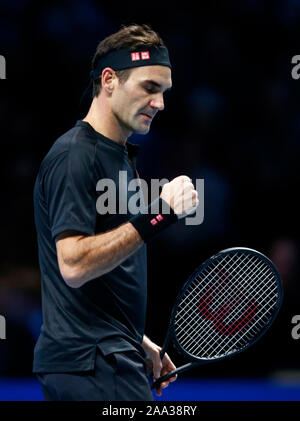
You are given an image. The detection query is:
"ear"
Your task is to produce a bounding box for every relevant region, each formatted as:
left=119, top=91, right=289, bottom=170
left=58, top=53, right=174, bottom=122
left=101, top=67, right=117, bottom=94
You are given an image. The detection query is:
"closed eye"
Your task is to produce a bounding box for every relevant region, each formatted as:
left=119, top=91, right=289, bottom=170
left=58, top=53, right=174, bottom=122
left=141, top=80, right=172, bottom=95
left=145, top=87, right=157, bottom=94
left=143, top=84, right=159, bottom=94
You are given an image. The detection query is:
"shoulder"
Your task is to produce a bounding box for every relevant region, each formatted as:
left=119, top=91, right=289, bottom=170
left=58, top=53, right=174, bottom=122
left=41, top=123, right=98, bottom=173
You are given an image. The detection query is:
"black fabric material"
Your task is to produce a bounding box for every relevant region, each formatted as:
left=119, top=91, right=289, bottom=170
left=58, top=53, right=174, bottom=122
left=33, top=120, right=147, bottom=373
left=36, top=346, right=154, bottom=401
left=129, top=197, right=178, bottom=243
left=91, top=46, right=172, bottom=80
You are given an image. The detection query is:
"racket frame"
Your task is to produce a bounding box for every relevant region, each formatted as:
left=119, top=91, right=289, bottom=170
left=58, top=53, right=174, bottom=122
left=156, top=247, right=283, bottom=385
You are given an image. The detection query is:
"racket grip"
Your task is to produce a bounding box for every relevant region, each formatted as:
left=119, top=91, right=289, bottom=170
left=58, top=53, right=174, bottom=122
left=151, top=362, right=194, bottom=390
left=151, top=371, right=176, bottom=390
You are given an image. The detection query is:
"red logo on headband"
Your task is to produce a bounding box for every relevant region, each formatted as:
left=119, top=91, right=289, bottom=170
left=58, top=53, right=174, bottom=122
left=141, top=51, right=150, bottom=60
left=131, top=52, right=140, bottom=61
left=131, top=51, right=150, bottom=62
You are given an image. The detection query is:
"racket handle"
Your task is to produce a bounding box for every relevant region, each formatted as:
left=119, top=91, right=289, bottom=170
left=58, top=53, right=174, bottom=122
left=151, top=362, right=194, bottom=390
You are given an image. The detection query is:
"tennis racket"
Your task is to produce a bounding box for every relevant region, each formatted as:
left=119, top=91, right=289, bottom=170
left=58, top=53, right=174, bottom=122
left=152, top=247, right=283, bottom=389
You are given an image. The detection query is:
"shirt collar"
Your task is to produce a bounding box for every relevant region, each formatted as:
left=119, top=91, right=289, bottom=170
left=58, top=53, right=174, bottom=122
left=76, top=120, right=140, bottom=160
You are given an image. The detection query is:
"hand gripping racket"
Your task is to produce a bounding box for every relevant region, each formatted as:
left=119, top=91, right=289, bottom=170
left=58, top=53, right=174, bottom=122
left=152, top=247, right=283, bottom=389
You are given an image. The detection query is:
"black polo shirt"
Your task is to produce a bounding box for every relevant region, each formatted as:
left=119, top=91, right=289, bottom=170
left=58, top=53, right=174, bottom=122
left=33, top=120, right=147, bottom=373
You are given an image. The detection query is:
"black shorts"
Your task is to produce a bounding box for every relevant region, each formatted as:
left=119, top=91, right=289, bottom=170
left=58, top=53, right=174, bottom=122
left=36, top=347, right=154, bottom=401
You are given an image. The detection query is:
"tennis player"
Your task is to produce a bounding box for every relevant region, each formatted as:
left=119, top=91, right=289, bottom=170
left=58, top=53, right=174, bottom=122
left=33, top=24, right=199, bottom=401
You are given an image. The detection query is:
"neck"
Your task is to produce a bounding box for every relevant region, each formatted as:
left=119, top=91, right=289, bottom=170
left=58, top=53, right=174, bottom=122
left=83, top=97, right=130, bottom=145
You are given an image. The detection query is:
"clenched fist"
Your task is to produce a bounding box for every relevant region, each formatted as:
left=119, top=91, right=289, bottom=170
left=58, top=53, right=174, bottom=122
left=160, top=176, right=199, bottom=219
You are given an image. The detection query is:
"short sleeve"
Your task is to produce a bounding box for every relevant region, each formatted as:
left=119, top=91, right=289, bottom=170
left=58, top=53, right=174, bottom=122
left=43, top=146, right=97, bottom=240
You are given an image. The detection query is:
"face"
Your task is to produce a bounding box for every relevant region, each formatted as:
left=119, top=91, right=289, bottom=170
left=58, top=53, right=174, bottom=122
left=110, top=65, right=172, bottom=136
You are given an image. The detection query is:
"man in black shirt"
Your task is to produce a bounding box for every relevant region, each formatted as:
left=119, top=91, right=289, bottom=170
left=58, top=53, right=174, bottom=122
left=33, top=24, right=199, bottom=401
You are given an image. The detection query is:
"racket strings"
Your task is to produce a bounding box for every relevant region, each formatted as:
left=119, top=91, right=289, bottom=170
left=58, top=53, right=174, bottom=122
left=216, top=291, right=277, bottom=354
left=176, top=254, right=265, bottom=336
left=187, top=284, right=277, bottom=358
left=174, top=252, right=278, bottom=359
left=177, top=262, right=275, bottom=355
left=178, top=256, right=277, bottom=356
left=177, top=258, right=278, bottom=356
left=178, top=253, right=242, bottom=311
left=176, top=273, right=274, bottom=357
left=178, top=253, right=266, bottom=316
left=177, top=258, right=274, bottom=342
left=176, top=253, right=257, bottom=323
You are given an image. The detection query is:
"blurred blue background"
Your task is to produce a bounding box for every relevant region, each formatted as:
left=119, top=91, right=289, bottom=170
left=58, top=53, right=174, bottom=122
left=0, top=0, right=300, bottom=401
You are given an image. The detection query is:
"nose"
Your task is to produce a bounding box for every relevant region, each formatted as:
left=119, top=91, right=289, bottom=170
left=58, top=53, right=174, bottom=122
left=150, top=93, right=165, bottom=111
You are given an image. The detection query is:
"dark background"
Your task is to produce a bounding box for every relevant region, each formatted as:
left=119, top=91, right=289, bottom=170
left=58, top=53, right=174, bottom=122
left=0, top=0, right=299, bottom=381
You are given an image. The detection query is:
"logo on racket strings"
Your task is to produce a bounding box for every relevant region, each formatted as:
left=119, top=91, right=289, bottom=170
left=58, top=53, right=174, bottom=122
left=197, top=270, right=258, bottom=336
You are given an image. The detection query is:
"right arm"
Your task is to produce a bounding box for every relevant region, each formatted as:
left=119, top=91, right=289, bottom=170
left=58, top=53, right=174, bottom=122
left=56, top=175, right=199, bottom=288
left=56, top=222, right=143, bottom=288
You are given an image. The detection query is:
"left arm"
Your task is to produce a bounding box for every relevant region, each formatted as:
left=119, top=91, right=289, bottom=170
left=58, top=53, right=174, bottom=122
left=142, top=335, right=177, bottom=396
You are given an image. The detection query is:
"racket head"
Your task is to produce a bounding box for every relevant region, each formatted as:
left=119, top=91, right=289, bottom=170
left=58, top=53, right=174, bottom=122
left=169, top=247, right=283, bottom=364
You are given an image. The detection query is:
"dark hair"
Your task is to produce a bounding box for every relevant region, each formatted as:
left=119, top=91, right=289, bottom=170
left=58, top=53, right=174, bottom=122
left=92, top=24, right=165, bottom=98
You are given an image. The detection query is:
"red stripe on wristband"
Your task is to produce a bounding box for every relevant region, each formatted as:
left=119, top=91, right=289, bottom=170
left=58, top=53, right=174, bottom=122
left=129, top=198, right=178, bottom=243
